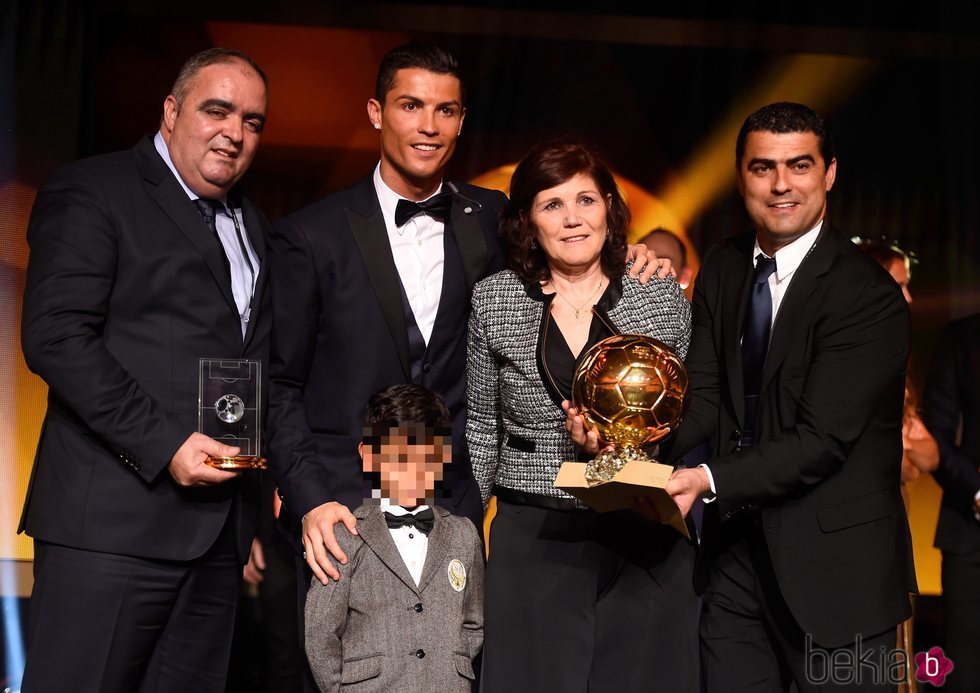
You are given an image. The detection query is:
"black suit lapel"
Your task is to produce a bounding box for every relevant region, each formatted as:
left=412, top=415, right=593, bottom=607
left=760, top=225, right=836, bottom=393
left=723, top=234, right=755, bottom=428
left=346, top=182, right=412, bottom=380
left=135, top=137, right=239, bottom=321
left=447, top=184, right=489, bottom=294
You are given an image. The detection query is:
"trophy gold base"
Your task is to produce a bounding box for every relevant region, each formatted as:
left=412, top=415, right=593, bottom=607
left=584, top=445, right=652, bottom=486
left=206, top=455, right=267, bottom=470
left=554, top=460, right=689, bottom=539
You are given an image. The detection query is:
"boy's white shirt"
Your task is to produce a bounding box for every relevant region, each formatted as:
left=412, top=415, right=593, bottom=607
left=379, top=499, right=431, bottom=586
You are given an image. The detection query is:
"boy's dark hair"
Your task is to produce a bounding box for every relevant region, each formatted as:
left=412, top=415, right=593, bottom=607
left=735, top=101, right=835, bottom=169
left=375, top=42, right=463, bottom=105
left=364, top=384, right=451, bottom=431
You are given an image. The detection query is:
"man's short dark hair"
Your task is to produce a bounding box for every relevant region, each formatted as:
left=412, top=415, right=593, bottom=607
left=171, top=47, right=268, bottom=106
left=735, top=102, right=834, bottom=169
left=364, top=384, right=451, bottom=432
left=375, top=43, right=463, bottom=105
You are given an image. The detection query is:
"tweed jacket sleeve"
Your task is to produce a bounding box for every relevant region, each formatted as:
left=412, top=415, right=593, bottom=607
left=461, top=519, right=486, bottom=659
left=304, top=529, right=363, bottom=693
left=466, top=280, right=504, bottom=506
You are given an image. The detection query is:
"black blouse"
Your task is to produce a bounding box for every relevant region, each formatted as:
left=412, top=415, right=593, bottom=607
left=543, top=281, right=616, bottom=401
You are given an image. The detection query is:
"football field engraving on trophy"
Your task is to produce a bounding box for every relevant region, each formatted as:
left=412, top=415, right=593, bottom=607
left=198, top=358, right=266, bottom=470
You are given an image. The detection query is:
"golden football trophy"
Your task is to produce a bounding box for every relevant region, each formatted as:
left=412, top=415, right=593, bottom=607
left=571, top=334, right=689, bottom=485
left=554, top=333, right=691, bottom=536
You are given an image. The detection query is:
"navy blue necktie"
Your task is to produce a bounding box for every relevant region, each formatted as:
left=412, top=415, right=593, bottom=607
left=741, top=254, right=777, bottom=440
left=194, top=198, right=218, bottom=233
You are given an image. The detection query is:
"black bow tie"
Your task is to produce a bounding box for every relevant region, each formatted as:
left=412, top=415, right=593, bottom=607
left=384, top=508, right=435, bottom=535
left=394, top=192, right=453, bottom=227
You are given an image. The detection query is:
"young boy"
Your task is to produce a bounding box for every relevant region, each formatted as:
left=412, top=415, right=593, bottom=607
left=304, top=384, right=485, bottom=693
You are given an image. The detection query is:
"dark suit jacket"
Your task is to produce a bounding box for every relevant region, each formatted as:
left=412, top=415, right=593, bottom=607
left=267, top=174, right=505, bottom=533
left=923, top=313, right=980, bottom=556
left=19, top=135, right=270, bottom=562
left=304, top=504, right=484, bottom=692
left=667, top=223, right=916, bottom=647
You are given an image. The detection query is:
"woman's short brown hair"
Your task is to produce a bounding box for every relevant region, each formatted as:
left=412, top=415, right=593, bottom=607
left=501, top=136, right=630, bottom=283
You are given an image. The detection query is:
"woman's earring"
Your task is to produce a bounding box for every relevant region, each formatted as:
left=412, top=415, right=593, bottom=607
left=530, top=239, right=538, bottom=250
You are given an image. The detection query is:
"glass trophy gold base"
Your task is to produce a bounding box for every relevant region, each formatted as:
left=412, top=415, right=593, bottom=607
left=206, top=455, right=267, bottom=470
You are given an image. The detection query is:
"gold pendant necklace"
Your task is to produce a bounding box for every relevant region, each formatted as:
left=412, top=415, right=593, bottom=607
left=551, top=277, right=605, bottom=320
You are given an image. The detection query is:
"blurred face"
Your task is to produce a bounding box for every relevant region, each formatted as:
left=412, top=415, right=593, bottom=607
left=360, top=425, right=451, bottom=507
left=161, top=60, right=267, bottom=199
left=367, top=68, right=465, bottom=200
left=642, top=232, right=692, bottom=288
left=737, top=130, right=836, bottom=255
left=887, top=257, right=912, bottom=303
left=530, top=172, right=609, bottom=276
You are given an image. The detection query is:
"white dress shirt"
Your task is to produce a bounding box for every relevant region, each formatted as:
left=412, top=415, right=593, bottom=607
left=380, top=500, right=430, bottom=586
left=701, top=221, right=825, bottom=498
left=154, top=132, right=260, bottom=336
left=373, top=164, right=445, bottom=344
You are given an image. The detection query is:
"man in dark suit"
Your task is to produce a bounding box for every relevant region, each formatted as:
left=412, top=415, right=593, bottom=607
left=922, top=312, right=980, bottom=693
left=267, top=44, right=506, bottom=585
left=18, top=48, right=271, bottom=692
left=663, top=102, right=916, bottom=691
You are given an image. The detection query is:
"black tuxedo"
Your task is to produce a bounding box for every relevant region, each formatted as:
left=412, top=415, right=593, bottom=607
left=922, top=313, right=980, bottom=693
left=18, top=135, right=270, bottom=691
left=667, top=224, right=916, bottom=688
left=266, top=174, right=505, bottom=534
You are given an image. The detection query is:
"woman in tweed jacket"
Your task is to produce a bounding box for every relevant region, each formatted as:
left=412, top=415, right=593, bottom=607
left=466, top=137, right=699, bottom=692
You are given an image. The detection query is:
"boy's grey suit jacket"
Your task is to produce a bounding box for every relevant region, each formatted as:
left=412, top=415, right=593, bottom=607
left=305, top=503, right=485, bottom=692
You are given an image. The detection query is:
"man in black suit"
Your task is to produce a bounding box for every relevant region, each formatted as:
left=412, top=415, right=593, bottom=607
left=19, top=48, right=271, bottom=692
left=664, top=102, right=916, bottom=691
left=267, top=44, right=506, bottom=586
left=923, top=312, right=980, bottom=693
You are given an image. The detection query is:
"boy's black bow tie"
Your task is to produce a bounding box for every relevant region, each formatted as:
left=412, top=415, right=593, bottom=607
left=383, top=508, right=435, bottom=535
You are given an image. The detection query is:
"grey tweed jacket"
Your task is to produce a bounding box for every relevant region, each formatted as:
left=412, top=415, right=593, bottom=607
left=466, top=269, right=692, bottom=505
left=304, top=503, right=484, bottom=693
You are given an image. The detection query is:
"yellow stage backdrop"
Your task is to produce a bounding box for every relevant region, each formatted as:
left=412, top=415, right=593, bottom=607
left=1, top=181, right=46, bottom=562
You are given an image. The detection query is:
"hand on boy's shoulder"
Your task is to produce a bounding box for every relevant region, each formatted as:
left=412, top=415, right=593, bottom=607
left=303, top=500, right=360, bottom=584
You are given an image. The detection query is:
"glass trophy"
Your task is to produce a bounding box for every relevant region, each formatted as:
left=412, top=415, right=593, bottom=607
left=198, top=358, right=266, bottom=469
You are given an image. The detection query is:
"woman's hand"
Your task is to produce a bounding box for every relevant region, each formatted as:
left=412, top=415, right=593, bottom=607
left=562, top=400, right=601, bottom=454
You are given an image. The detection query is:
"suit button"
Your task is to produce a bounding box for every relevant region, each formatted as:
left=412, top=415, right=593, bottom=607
left=422, top=363, right=431, bottom=374
left=415, top=649, right=425, bottom=659
left=730, top=429, right=741, bottom=441
left=414, top=603, right=423, bottom=613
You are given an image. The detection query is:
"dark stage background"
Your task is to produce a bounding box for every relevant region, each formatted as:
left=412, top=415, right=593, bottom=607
left=2, top=1, right=978, bottom=690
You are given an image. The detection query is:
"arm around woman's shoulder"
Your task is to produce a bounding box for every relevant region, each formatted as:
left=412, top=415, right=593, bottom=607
left=624, top=273, right=692, bottom=360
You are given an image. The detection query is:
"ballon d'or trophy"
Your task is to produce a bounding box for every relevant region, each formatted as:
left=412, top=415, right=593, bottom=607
left=554, top=334, right=690, bottom=536
left=199, top=358, right=267, bottom=470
